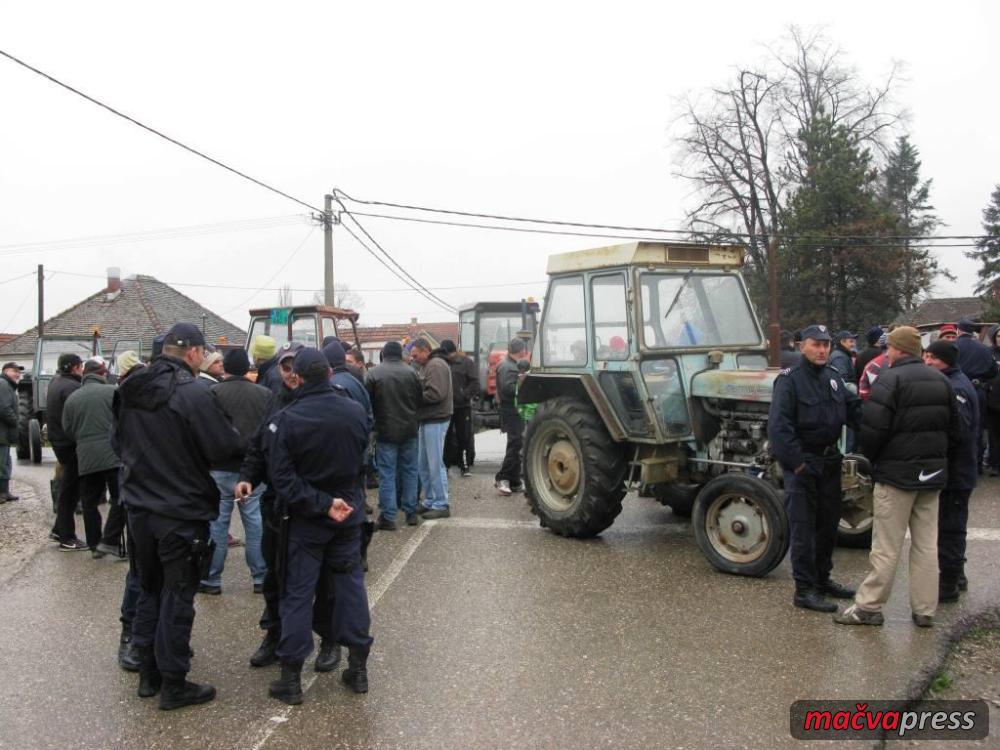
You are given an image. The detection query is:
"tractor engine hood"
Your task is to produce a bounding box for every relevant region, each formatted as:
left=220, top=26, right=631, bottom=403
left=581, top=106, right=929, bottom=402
left=689, top=368, right=777, bottom=403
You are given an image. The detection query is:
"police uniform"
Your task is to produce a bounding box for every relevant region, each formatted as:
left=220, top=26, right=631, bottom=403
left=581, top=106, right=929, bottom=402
left=113, top=323, right=241, bottom=710
left=265, top=348, right=373, bottom=704
left=767, top=324, right=862, bottom=611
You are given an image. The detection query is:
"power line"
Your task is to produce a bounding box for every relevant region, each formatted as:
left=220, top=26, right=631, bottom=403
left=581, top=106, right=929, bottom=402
left=0, top=271, right=38, bottom=287
left=0, top=272, right=45, bottom=334
left=0, top=48, right=321, bottom=213
left=335, top=189, right=991, bottom=244
left=221, top=228, right=317, bottom=315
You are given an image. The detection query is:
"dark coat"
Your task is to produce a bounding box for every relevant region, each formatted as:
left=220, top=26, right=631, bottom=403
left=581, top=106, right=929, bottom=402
left=366, top=356, right=421, bottom=444
left=496, top=354, right=520, bottom=409
left=854, top=346, right=882, bottom=380
left=238, top=384, right=297, bottom=492
left=941, top=366, right=979, bottom=491
left=62, top=374, right=118, bottom=476
left=828, top=345, right=856, bottom=385
left=266, top=379, right=368, bottom=528
left=449, top=354, right=478, bottom=408
left=768, top=360, right=862, bottom=472
left=858, top=356, right=959, bottom=491
left=417, top=349, right=454, bottom=423
left=45, top=373, right=82, bottom=448
left=331, top=366, right=373, bottom=433
left=113, top=356, right=241, bottom=521
left=779, top=349, right=802, bottom=369
left=956, top=335, right=997, bottom=381
left=0, top=374, right=18, bottom=446
left=211, top=376, right=272, bottom=472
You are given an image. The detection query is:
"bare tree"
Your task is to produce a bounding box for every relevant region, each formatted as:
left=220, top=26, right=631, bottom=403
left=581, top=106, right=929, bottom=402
left=312, top=282, right=366, bottom=312
left=277, top=283, right=293, bottom=307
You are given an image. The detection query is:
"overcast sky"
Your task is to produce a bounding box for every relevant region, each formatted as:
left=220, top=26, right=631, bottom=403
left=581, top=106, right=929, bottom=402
left=1, top=1, right=997, bottom=335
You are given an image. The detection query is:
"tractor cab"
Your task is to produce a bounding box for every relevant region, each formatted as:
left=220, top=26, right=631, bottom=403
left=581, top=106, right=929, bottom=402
left=246, top=305, right=361, bottom=353
left=458, top=300, right=539, bottom=427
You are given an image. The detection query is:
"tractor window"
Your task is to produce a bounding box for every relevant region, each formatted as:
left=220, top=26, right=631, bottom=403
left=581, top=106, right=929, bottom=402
left=639, top=273, right=761, bottom=349
left=542, top=276, right=587, bottom=366
left=291, top=315, right=319, bottom=347
left=248, top=317, right=289, bottom=350
left=591, top=274, right=628, bottom=360
left=640, top=358, right=690, bottom=437
left=37, top=339, right=96, bottom=376
left=321, top=316, right=339, bottom=341
left=459, top=311, right=476, bottom=353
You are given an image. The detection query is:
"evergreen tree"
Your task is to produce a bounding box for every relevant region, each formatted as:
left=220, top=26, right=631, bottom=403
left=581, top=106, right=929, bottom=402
left=966, top=185, right=1000, bottom=316
left=779, top=115, right=901, bottom=331
left=881, top=136, right=949, bottom=310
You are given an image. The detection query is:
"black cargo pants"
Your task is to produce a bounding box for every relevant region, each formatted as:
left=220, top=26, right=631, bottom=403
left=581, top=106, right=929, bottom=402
left=784, top=455, right=843, bottom=587
left=938, top=489, right=971, bottom=583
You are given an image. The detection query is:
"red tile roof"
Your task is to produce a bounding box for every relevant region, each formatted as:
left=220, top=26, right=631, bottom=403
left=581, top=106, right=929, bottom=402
left=355, top=321, right=458, bottom=348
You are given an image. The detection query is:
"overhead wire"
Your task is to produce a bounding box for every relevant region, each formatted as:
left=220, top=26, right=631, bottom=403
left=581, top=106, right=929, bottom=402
left=0, top=272, right=45, bottom=334
left=220, top=227, right=317, bottom=315
left=0, top=49, right=322, bottom=214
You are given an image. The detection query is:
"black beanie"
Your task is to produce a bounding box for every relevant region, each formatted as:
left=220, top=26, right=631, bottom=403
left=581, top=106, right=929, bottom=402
left=223, top=348, right=251, bottom=376
left=925, top=339, right=958, bottom=368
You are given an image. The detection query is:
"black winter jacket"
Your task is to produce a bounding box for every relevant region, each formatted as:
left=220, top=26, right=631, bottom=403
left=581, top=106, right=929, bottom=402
left=46, top=373, right=82, bottom=448
left=496, top=354, right=520, bottom=409
left=858, top=357, right=959, bottom=491
left=449, top=354, right=478, bottom=408
left=239, top=384, right=296, bottom=492
left=0, top=374, right=18, bottom=446
left=366, top=356, right=422, bottom=443
left=113, top=356, right=241, bottom=521
left=942, top=366, right=979, bottom=491
left=211, top=376, right=272, bottom=471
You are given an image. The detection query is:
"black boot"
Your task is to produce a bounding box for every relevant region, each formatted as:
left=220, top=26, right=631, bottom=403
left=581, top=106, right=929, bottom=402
left=159, top=672, right=216, bottom=710
left=939, top=576, right=961, bottom=603
left=118, top=626, right=141, bottom=672
left=793, top=584, right=837, bottom=613
left=269, top=660, right=304, bottom=705
left=137, top=647, right=162, bottom=698
left=958, top=572, right=968, bottom=592
left=816, top=579, right=856, bottom=599
left=314, top=640, right=341, bottom=673
left=341, top=650, right=369, bottom=694
left=250, top=629, right=279, bottom=668
left=0, top=480, right=18, bottom=502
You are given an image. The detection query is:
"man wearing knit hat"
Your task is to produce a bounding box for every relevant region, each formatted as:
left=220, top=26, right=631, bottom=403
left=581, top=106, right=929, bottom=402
left=922, top=339, right=978, bottom=602
left=835, top=326, right=959, bottom=628
left=954, top=318, right=997, bottom=471
left=250, top=334, right=279, bottom=388
left=855, top=326, right=884, bottom=378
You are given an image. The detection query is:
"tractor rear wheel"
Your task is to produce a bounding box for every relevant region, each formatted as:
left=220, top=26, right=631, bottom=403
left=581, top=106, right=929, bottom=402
left=524, top=398, right=627, bottom=537
left=28, top=418, right=42, bottom=464
left=837, top=454, right=874, bottom=549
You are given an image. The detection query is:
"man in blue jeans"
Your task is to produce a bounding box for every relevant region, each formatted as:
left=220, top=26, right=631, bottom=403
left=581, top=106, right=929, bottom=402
left=199, top=349, right=271, bottom=595
left=410, top=338, right=453, bottom=519
left=366, top=341, right=423, bottom=529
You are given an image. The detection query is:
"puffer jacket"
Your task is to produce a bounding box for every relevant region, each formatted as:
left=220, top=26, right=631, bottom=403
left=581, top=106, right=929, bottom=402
left=0, top=374, right=18, bottom=446
left=417, top=349, right=454, bottom=423
left=113, top=356, right=240, bottom=521
left=45, top=373, right=82, bottom=448
left=62, top=373, right=119, bottom=476
left=366, top=355, right=422, bottom=443
left=858, top=356, right=959, bottom=491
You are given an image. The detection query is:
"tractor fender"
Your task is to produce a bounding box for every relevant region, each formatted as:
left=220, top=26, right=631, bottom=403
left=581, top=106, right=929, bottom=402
left=519, top=373, right=627, bottom=441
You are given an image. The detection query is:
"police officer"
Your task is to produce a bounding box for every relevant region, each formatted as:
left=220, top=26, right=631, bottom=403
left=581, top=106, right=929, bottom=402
left=955, top=318, right=997, bottom=469
left=768, top=324, right=862, bottom=612
left=264, top=348, right=373, bottom=705
left=113, top=323, right=240, bottom=710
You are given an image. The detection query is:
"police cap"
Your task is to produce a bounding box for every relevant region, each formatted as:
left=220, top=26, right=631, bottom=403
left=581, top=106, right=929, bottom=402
left=292, top=347, right=330, bottom=380
left=163, top=323, right=206, bottom=348
left=834, top=330, right=856, bottom=341
left=800, top=324, right=832, bottom=342
left=277, top=341, right=305, bottom=363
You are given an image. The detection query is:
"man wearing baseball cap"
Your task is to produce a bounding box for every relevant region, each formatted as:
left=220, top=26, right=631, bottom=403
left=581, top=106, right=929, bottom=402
left=0, top=362, right=24, bottom=502
left=114, top=322, right=240, bottom=709
left=769, top=324, right=862, bottom=613
left=938, top=323, right=958, bottom=342
left=836, top=326, right=959, bottom=628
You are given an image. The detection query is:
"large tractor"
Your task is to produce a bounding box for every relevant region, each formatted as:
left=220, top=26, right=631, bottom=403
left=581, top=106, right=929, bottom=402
left=245, top=304, right=362, bottom=353
left=519, top=241, right=873, bottom=577
left=458, top=300, right=539, bottom=428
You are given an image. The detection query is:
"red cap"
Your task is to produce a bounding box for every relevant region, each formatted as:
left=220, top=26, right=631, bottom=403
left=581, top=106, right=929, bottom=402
left=939, top=323, right=958, bottom=334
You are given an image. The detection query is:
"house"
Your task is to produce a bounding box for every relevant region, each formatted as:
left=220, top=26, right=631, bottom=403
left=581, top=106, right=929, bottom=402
left=355, top=318, right=459, bottom=365
left=893, top=297, right=990, bottom=329
left=0, top=268, right=246, bottom=366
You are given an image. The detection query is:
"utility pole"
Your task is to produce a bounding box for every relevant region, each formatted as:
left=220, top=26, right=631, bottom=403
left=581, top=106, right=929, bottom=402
left=37, top=264, right=44, bottom=337
left=323, top=193, right=335, bottom=306
left=767, top=236, right=781, bottom=368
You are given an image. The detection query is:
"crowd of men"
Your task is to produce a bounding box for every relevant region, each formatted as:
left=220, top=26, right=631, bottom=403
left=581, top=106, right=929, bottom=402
left=0, top=323, right=514, bottom=710
left=771, top=318, right=998, bottom=628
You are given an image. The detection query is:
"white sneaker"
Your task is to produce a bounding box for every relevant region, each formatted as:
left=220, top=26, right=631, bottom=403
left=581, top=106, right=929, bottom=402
left=496, top=479, right=512, bottom=496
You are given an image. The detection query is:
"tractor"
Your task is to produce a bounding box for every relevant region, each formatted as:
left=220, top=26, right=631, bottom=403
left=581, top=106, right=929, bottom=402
left=245, top=304, right=362, bottom=354
left=518, top=241, right=873, bottom=577
left=458, top=300, right=539, bottom=428
left=17, top=333, right=103, bottom=464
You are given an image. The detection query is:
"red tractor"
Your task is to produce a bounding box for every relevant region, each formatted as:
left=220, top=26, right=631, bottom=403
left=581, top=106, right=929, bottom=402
left=458, top=300, right=539, bottom=428
left=245, top=304, right=361, bottom=353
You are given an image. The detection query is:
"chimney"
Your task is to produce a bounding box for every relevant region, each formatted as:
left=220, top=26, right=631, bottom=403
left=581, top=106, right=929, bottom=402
left=105, top=267, right=122, bottom=302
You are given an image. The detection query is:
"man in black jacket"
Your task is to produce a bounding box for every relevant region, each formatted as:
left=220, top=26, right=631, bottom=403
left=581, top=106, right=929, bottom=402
left=367, top=341, right=423, bottom=529
left=198, top=349, right=271, bottom=596
left=48, top=353, right=87, bottom=550
left=835, top=326, right=959, bottom=628
left=955, top=318, right=997, bottom=469
left=922, top=340, right=979, bottom=602
left=265, top=348, right=372, bottom=704
left=495, top=338, right=529, bottom=496
left=0, top=362, right=23, bottom=502
left=854, top=326, right=884, bottom=379
left=114, top=323, right=240, bottom=709
left=768, top=325, right=862, bottom=612
left=443, top=339, right=477, bottom=476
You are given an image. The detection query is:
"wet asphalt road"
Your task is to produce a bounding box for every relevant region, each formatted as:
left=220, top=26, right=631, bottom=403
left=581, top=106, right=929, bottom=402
left=2, top=444, right=1000, bottom=749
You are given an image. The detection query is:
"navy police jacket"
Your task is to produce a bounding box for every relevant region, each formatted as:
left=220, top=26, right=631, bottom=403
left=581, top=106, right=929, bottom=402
left=113, top=355, right=240, bottom=521
left=942, top=366, right=979, bottom=491
left=768, top=360, right=862, bottom=472
left=956, top=335, right=998, bottom=382
left=266, top=379, right=369, bottom=528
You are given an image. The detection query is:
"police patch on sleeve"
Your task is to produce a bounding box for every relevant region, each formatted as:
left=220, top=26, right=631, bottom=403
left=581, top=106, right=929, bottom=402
left=830, top=379, right=838, bottom=392
left=269, top=422, right=277, bottom=433
left=778, top=368, right=792, bottom=377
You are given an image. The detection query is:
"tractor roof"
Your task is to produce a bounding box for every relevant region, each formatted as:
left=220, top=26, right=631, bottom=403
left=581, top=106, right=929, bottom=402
left=546, top=242, right=744, bottom=275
